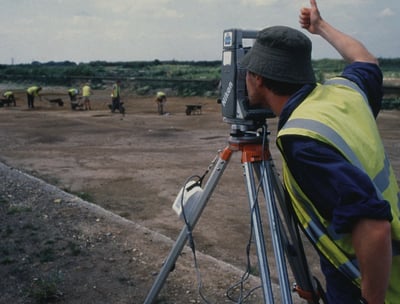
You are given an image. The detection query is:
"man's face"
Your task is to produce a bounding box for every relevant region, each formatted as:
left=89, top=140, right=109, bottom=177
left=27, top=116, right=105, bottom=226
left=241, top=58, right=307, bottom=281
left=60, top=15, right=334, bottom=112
left=245, top=71, right=263, bottom=107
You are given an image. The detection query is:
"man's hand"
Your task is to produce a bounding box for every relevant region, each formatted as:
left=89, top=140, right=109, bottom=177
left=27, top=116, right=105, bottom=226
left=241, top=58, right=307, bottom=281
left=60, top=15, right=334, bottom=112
left=352, top=219, right=391, bottom=303
left=299, top=0, right=322, bottom=34
left=299, top=0, right=378, bottom=64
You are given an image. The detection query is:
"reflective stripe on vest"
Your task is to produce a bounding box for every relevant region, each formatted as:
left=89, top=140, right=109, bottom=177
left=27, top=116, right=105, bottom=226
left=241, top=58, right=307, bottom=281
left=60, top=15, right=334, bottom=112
left=324, top=78, right=368, bottom=106
left=283, top=118, right=390, bottom=200
left=283, top=166, right=362, bottom=285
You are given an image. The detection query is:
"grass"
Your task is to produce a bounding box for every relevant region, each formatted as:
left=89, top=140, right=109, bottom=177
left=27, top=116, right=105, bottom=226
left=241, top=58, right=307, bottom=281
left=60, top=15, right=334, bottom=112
left=76, top=191, right=93, bottom=201
left=382, top=98, right=400, bottom=110
left=38, top=247, right=55, bottom=263
left=0, top=256, right=16, bottom=265
left=7, top=204, right=32, bottom=214
left=1, top=225, right=14, bottom=237
left=118, top=211, right=131, bottom=218
left=67, top=241, right=82, bottom=256
left=62, top=188, right=94, bottom=202
left=28, top=273, right=63, bottom=303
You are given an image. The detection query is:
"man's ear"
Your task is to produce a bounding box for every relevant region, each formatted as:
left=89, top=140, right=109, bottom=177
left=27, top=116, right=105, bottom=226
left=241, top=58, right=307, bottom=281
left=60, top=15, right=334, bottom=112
left=255, top=74, right=264, bottom=88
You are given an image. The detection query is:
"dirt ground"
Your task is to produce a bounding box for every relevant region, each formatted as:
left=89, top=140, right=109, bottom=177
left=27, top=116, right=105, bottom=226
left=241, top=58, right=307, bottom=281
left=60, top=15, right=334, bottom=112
left=0, top=88, right=399, bottom=304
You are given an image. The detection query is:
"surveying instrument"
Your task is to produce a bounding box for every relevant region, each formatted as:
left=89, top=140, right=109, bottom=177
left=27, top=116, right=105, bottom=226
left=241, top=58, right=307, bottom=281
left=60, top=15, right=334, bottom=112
left=144, top=29, right=326, bottom=304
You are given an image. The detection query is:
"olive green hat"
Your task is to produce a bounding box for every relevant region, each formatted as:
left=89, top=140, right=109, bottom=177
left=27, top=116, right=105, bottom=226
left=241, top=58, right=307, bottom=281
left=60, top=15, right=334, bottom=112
left=241, top=25, right=315, bottom=84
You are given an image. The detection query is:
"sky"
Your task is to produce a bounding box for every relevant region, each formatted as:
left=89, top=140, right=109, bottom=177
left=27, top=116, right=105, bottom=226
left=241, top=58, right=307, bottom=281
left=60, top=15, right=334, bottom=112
left=0, top=0, right=399, bottom=64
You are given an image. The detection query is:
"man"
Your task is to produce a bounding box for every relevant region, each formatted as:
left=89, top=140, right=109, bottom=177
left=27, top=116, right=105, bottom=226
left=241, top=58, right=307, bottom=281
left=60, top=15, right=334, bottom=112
left=242, top=0, right=400, bottom=303
left=2, top=91, right=16, bottom=106
left=68, top=88, right=79, bottom=102
left=68, top=88, right=83, bottom=110
left=82, top=83, right=91, bottom=110
left=26, top=86, right=42, bottom=109
left=155, top=91, right=167, bottom=115
left=110, top=80, right=124, bottom=114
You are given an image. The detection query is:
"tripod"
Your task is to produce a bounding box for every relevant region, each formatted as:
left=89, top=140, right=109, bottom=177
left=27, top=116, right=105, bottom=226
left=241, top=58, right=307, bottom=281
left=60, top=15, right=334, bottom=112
left=144, top=125, right=324, bottom=304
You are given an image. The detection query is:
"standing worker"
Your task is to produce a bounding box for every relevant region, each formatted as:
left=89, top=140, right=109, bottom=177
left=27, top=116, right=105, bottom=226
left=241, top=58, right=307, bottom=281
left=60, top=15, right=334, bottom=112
left=82, top=83, right=92, bottom=110
left=241, top=0, right=400, bottom=303
left=110, top=80, right=124, bottom=114
left=26, top=86, right=42, bottom=109
left=155, top=91, right=167, bottom=115
left=2, top=91, right=16, bottom=106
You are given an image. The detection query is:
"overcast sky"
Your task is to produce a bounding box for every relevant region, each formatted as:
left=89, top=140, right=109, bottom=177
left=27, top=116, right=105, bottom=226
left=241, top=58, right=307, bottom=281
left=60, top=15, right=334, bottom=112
left=0, top=0, right=398, bottom=64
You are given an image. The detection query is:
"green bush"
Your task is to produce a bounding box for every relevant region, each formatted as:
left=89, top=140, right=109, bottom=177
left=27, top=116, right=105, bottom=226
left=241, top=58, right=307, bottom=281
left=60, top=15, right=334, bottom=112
left=382, top=98, right=400, bottom=110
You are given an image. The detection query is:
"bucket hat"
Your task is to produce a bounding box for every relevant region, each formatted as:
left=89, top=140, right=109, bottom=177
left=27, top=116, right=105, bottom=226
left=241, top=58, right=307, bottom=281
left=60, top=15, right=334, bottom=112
left=241, top=26, right=315, bottom=84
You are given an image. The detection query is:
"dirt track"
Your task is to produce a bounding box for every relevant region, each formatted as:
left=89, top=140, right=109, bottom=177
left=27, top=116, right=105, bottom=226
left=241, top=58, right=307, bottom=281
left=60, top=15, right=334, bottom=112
left=0, top=90, right=399, bottom=303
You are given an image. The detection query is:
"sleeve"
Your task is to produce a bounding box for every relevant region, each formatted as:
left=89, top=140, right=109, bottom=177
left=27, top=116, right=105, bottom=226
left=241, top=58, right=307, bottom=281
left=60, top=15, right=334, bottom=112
left=280, top=136, right=392, bottom=234
left=341, top=62, right=383, bottom=118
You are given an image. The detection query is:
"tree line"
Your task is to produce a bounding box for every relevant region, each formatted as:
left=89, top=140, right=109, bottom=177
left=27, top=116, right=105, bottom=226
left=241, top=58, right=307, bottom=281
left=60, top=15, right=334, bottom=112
left=0, top=59, right=399, bottom=101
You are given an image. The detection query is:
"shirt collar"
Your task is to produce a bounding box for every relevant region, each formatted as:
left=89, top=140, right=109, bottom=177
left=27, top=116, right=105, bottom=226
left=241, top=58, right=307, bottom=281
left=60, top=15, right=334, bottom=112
left=278, top=84, right=316, bottom=131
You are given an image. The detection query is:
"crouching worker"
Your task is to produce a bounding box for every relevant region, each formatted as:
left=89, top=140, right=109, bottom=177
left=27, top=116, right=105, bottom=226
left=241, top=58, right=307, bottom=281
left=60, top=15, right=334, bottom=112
left=155, top=91, right=167, bottom=115
left=68, top=88, right=83, bottom=110
left=26, top=86, right=42, bottom=109
left=3, top=91, right=16, bottom=106
left=68, top=88, right=79, bottom=102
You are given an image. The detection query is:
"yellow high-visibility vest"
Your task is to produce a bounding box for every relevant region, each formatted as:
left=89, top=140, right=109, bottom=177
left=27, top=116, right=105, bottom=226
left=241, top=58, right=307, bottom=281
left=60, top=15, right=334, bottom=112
left=27, top=86, right=41, bottom=96
left=82, top=85, right=91, bottom=97
left=111, top=84, right=120, bottom=98
left=277, top=78, right=400, bottom=303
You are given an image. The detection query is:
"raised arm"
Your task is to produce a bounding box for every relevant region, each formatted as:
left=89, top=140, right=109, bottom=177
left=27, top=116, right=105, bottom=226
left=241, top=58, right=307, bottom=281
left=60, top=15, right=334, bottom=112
left=299, top=0, right=378, bottom=64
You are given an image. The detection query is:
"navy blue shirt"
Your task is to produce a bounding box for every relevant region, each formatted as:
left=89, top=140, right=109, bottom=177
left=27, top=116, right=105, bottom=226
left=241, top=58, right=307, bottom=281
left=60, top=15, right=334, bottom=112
left=278, top=62, right=392, bottom=303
